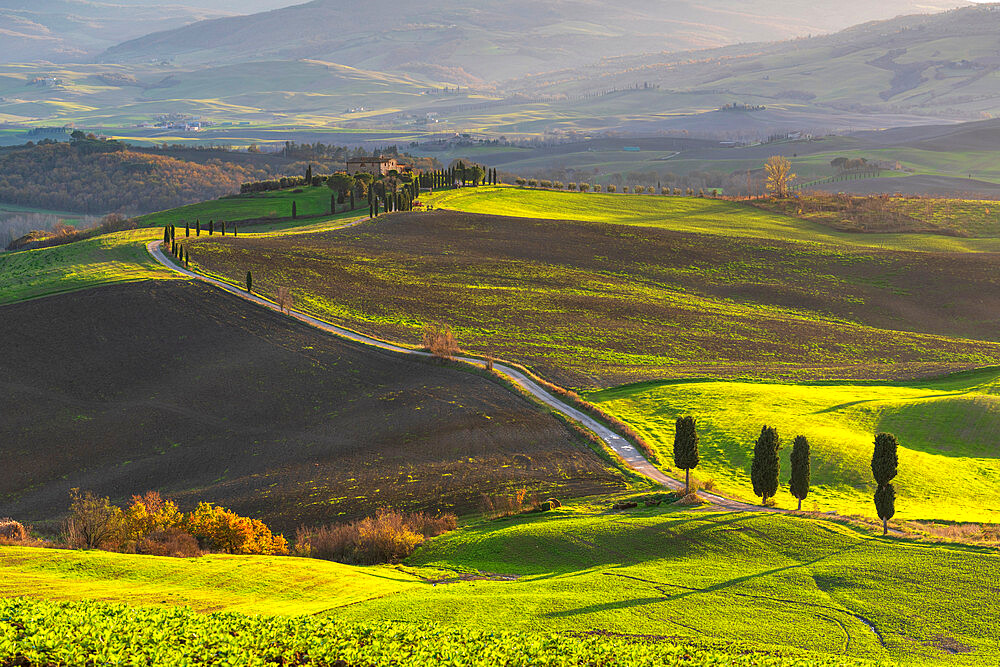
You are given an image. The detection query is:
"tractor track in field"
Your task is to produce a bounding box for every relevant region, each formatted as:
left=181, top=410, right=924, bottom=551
left=147, top=228, right=777, bottom=514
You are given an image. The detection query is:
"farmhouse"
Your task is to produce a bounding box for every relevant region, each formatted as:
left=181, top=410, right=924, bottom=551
left=347, top=156, right=399, bottom=176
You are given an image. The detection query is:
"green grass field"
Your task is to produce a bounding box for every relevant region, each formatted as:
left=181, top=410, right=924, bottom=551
left=588, top=367, right=1000, bottom=522
left=4, top=508, right=997, bottom=664
left=0, top=187, right=364, bottom=305
left=0, top=228, right=177, bottom=304
left=427, top=187, right=1000, bottom=252
left=135, top=185, right=352, bottom=230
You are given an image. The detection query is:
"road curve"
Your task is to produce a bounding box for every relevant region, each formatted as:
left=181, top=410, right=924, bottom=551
left=147, top=237, right=759, bottom=512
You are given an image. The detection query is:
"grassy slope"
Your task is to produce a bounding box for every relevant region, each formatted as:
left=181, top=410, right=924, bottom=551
left=0, top=228, right=176, bottom=304
left=427, top=186, right=1000, bottom=252
left=0, top=546, right=420, bottom=615
left=5, top=509, right=996, bottom=664
left=0, top=186, right=363, bottom=305
left=588, top=368, right=1000, bottom=522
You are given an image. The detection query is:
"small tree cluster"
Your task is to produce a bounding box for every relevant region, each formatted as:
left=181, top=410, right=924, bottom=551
left=184, top=502, right=288, bottom=555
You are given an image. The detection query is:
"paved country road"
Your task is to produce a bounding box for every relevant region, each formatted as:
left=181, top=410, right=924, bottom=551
left=148, top=236, right=762, bottom=513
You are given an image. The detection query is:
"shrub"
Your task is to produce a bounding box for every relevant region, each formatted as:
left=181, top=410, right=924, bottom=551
left=553, top=181, right=564, bottom=189
left=579, top=183, right=590, bottom=192
left=515, top=177, right=527, bottom=186
left=296, top=510, right=455, bottom=564
left=183, top=502, right=288, bottom=555
left=122, top=491, right=182, bottom=544
left=137, top=528, right=202, bottom=558
left=481, top=488, right=540, bottom=518
left=606, top=184, right=616, bottom=193
left=661, top=187, right=670, bottom=195
left=547, top=498, right=562, bottom=509
left=567, top=182, right=577, bottom=191
left=621, top=186, right=630, bottom=193
left=0, top=518, right=27, bottom=542
left=593, top=184, right=602, bottom=193
left=65, top=489, right=125, bottom=550
left=527, top=179, right=538, bottom=187
left=539, top=180, right=553, bottom=188
left=422, top=323, right=459, bottom=359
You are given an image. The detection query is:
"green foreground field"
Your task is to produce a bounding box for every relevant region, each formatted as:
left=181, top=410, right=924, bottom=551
left=3, top=508, right=997, bottom=665
left=589, top=368, right=1000, bottom=522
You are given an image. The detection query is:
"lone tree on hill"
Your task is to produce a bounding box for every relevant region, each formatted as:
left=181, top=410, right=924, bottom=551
left=292, top=201, right=297, bottom=219
left=872, top=432, right=899, bottom=535
left=765, top=156, right=796, bottom=198
left=789, top=435, right=811, bottom=511
left=673, top=416, right=699, bottom=495
left=751, top=426, right=781, bottom=505
left=246, top=271, right=253, bottom=293
left=874, top=484, right=896, bottom=536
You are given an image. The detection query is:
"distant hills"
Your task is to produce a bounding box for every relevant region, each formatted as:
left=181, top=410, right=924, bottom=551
left=98, top=0, right=970, bottom=83
left=518, top=3, right=1000, bottom=118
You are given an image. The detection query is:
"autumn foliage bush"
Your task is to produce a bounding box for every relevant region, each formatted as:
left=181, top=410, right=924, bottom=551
left=295, top=510, right=456, bottom=564
left=183, top=503, right=288, bottom=555
left=422, top=323, right=460, bottom=360
left=63, top=490, right=286, bottom=556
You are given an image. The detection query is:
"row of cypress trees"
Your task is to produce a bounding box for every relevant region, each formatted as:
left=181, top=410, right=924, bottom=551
left=673, top=417, right=900, bottom=535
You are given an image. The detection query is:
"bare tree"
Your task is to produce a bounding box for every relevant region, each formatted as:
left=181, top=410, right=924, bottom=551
left=276, top=286, right=293, bottom=314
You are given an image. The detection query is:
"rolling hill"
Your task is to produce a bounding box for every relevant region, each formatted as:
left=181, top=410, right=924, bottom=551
left=0, top=280, right=626, bottom=532
left=98, top=0, right=970, bottom=83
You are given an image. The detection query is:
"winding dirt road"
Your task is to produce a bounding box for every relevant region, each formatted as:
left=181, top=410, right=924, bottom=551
left=147, top=237, right=758, bottom=511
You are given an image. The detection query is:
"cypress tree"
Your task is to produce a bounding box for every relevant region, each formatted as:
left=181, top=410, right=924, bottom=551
left=872, top=433, right=899, bottom=535
left=170, top=225, right=175, bottom=242
left=369, top=203, right=374, bottom=218
left=163, top=227, right=170, bottom=245
left=196, top=220, right=201, bottom=236
left=673, top=416, right=699, bottom=496
left=331, top=193, right=336, bottom=214
left=305, top=164, right=313, bottom=183
left=750, top=426, right=781, bottom=505
left=184, top=248, right=189, bottom=266
left=789, top=435, right=811, bottom=511
left=874, top=484, right=896, bottom=536
left=233, top=225, right=237, bottom=237
left=209, top=220, right=214, bottom=236
left=246, top=271, right=252, bottom=293
left=292, top=201, right=297, bottom=219
left=185, top=222, right=190, bottom=237
left=221, top=221, right=226, bottom=236
left=350, top=190, right=355, bottom=210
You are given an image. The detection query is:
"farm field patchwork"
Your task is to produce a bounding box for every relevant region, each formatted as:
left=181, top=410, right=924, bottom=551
left=0, top=280, right=627, bottom=531
left=188, top=209, right=1000, bottom=387
left=4, top=509, right=996, bottom=665
left=588, top=367, right=1000, bottom=522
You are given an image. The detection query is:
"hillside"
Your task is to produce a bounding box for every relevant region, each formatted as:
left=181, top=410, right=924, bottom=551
left=5, top=509, right=997, bottom=663
left=98, top=0, right=968, bottom=83
left=0, top=1, right=230, bottom=63
left=591, top=368, right=1000, bottom=522
left=186, top=204, right=1000, bottom=386
left=517, top=3, right=1000, bottom=118
left=0, top=280, right=625, bottom=531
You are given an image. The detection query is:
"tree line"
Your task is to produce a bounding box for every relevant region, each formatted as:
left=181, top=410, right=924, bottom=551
left=673, top=417, right=899, bottom=534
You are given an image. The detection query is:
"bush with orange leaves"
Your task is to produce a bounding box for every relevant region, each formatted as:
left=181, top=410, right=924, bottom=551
left=183, top=502, right=288, bottom=555
left=121, top=491, right=182, bottom=543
